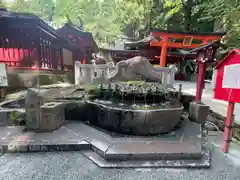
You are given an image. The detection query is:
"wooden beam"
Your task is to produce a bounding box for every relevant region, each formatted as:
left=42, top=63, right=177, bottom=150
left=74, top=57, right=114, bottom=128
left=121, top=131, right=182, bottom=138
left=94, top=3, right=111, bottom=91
left=150, top=41, right=201, bottom=48
left=151, top=32, right=223, bottom=40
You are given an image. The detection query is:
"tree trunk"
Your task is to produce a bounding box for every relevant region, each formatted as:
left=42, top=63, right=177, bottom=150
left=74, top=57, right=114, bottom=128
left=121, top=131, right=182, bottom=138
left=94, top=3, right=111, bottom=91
left=183, top=0, right=193, bottom=32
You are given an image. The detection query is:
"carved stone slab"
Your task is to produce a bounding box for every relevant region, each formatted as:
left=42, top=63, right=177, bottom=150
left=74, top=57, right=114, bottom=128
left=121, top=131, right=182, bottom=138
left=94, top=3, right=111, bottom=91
left=108, top=56, right=163, bottom=82
left=25, top=89, right=43, bottom=130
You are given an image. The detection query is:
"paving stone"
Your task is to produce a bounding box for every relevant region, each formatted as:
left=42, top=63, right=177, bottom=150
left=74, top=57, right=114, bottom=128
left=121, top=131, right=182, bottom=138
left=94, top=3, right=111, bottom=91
left=0, top=126, right=24, bottom=142
left=64, top=122, right=114, bottom=156
left=181, top=121, right=202, bottom=150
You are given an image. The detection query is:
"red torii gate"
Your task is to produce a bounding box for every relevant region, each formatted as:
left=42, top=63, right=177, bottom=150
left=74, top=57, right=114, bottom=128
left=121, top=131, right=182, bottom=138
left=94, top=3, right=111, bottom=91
left=149, top=30, right=224, bottom=67
left=149, top=30, right=225, bottom=102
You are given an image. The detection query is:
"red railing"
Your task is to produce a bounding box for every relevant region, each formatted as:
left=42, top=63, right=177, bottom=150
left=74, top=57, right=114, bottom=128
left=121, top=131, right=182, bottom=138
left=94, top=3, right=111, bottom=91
left=0, top=48, right=73, bottom=71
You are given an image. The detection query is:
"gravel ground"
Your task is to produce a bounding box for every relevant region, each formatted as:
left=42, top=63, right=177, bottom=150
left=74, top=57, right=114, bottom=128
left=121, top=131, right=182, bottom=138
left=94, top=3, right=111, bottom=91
left=0, top=145, right=239, bottom=180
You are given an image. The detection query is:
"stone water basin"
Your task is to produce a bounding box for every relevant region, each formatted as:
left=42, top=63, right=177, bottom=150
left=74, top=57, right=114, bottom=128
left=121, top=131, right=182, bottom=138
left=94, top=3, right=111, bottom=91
left=87, top=99, right=184, bottom=135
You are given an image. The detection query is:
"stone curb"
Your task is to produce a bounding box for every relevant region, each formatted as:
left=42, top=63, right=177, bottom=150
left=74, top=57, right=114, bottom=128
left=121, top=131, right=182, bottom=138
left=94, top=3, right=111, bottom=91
left=1, top=141, right=91, bottom=153
left=83, top=149, right=210, bottom=168
left=104, top=152, right=202, bottom=161
left=82, top=126, right=210, bottom=168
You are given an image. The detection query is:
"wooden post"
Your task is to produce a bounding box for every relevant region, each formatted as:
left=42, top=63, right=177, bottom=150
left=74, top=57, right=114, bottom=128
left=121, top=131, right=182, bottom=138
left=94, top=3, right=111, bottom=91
left=195, top=63, right=206, bottom=102
left=82, top=49, right=86, bottom=64
left=160, top=36, right=168, bottom=67
left=179, top=59, right=182, bottom=74
left=222, top=102, right=235, bottom=153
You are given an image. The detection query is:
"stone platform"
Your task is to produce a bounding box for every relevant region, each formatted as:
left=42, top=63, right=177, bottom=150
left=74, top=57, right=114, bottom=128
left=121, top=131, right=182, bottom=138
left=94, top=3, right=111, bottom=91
left=0, top=120, right=210, bottom=168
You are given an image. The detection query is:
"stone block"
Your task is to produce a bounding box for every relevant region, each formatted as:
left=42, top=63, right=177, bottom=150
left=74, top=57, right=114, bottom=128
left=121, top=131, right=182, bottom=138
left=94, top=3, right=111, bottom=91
left=25, top=89, right=43, bottom=130
left=25, top=89, right=43, bottom=109
left=189, top=102, right=210, bottom=124
left=26, top=109, right=42, bottom=129
left=39, top=102, right=65, bottom=131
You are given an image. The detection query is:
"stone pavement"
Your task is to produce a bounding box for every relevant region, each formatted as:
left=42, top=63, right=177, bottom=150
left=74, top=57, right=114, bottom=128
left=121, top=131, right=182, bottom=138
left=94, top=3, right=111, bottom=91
left=175, top=81, right=240, bottom=125
left=0, top=129, right=239, bottom=180
left=0, top=120, right=209, bottom=168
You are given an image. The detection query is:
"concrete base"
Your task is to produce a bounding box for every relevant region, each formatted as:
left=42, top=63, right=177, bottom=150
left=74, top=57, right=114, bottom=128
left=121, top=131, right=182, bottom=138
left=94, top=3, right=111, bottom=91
left=0, top=120, right=210, bottom=168
left=189, top=102, right=210, bottom=124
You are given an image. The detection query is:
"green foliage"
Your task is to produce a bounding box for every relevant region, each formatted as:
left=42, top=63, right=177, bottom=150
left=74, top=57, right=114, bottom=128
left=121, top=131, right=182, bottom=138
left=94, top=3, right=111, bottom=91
left=39, top=75, right=53, bottom=85
left=6, top=0, right=239, bottom=49
left=200, top=0, right=240, bottom=50
left=10, top=111, right=26, bottom=125
left=53, top=0, right=123, bottom=47
left=9, top=0, right=55, bottom=20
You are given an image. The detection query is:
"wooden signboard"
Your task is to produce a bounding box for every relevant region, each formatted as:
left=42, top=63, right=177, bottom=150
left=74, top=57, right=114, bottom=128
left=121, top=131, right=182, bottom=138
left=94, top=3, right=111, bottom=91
left=214, top=50, right=240, bottom=153
left=183, top=36, right=193, bottom=47
left=222, top=64, right=240, bottom=89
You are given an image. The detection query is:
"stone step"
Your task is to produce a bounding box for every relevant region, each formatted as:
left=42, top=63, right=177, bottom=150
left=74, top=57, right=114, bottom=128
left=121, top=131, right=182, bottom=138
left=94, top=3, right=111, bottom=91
left=103, top=141, right=202, bottom=161
left=69, top=121, right=203, bottom=161
left=1, top=140, right=91, bottom=153
left=82, top=148, right=210, bottom=168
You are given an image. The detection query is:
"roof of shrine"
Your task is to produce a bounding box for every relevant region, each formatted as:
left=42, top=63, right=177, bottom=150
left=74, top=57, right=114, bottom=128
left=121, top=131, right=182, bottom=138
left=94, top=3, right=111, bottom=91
left=215, top=49, right=240, bottom=69
left=189, top=40, right=220, bottom=53
left=0, top=9, right=77, bottom=50
left=57, top=21, right=98, bottom=51
left=123, top=36, right=156, bottom=49
left=99, top=48, right=197, bottom=60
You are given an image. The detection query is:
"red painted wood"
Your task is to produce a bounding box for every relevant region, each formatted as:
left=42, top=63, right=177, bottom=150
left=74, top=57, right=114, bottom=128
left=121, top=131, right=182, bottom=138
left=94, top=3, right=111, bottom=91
left=195, top=63, right=206, bottom=102
left=160, top=36, right=168, bottom=67
left=151, top=41, right=201, bottom=49
left=222, top=102, right=235, bottom=153
left=151, top=31, right=224, bottom=40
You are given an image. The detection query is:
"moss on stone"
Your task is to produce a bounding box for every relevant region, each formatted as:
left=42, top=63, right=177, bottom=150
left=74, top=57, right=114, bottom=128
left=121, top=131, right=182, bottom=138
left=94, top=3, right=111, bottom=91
left=53, top=74, right=65, bottom=83
left=84, top=84, right=99, bottom=94
left=8, top=74, right=24, bottom=89
left=39, top=75, right=53, bottom=85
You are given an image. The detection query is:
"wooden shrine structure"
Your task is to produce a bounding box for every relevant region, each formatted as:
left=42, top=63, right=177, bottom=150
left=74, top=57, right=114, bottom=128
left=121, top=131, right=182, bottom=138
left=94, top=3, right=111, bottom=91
left=57, top=21, right=98, bottom=64
left=100, top=30, right=224, bottom=72
left=100, top=29, right=224, bottom=81
left=0, top=9, right=83, bottom=71
left=149, top=29, right=225, bottom=67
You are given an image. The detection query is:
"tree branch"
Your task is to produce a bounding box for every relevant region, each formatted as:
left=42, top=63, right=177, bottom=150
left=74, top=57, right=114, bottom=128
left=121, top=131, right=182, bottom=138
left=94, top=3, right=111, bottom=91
left=181, top=0, right=187, bottom=8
